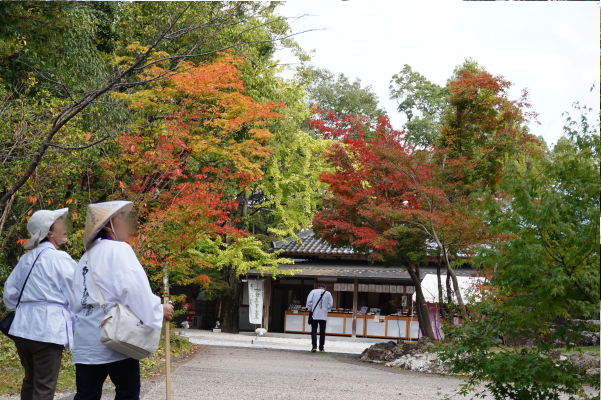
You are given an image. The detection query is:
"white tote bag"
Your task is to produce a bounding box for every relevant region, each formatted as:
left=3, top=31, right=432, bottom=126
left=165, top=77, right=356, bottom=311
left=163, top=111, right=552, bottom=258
left=87, top=252, right=161, bottom=360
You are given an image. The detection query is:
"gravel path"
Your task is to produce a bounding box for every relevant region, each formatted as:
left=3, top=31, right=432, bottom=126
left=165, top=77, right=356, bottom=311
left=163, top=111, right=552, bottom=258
left=139, top=345, right=465, bottom=400
left=4, top=344, right=595, bottom=400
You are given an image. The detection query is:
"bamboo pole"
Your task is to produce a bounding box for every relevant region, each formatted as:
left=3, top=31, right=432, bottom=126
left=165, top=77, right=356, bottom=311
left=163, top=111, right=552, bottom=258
left=163, top=271, right=171, bottom=400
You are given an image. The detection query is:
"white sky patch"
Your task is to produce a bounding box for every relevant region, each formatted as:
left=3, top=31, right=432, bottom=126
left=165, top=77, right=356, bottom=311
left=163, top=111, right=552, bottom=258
left=277, top=1, right=600, bottom=146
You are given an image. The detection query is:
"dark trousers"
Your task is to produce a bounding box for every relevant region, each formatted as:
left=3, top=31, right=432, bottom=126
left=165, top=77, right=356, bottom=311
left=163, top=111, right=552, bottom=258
left=74, top=358, right=140, bottom=400
left=13, top=336, right=64, bottom=400
left=311, top=319, right=327, bottom=349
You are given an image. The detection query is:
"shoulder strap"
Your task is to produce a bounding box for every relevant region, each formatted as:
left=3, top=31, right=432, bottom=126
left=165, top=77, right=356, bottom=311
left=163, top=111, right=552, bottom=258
left=16, top=248, right=51, bottom=307
left=314, top=290, right=326, bottom=309
left=86, top=250, right=108, bottom=314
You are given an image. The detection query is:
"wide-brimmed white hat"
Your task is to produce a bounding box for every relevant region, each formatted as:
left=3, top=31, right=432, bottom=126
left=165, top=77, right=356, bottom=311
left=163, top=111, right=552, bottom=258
left=23, top=208, right=69, bottom=250
left=83, top=200, right=133, bottom=250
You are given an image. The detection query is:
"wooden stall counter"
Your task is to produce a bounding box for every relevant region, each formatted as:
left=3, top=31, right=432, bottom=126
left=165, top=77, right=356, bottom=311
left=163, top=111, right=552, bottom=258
left=371, top=315, right=420, bottom=339
left=284, top=310, right=360, bottom=335
left=283, top=311, right=420, bottom=339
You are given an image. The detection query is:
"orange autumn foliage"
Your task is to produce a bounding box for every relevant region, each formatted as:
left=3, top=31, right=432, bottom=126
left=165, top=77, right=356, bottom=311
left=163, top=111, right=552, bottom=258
left=103, top=51, right=285, bottom=290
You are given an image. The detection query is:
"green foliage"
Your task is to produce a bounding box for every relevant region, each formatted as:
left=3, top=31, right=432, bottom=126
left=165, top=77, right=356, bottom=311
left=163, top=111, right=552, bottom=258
left=0, top=1, right=114, bottom=93
left=389, top=64, right=447, bottom=148
left=232, top=30, right=328, bottom=241
left=440, top=311, right=596, bottom=400
left=250, top=130, right=330, bottom=240
left=439, top=106, right=600, bottom=400
left=303, top=66, right=386, bottom=126
left=481, top=105, right=599, bottom=320
left=189, top=235, right=298, bottom=300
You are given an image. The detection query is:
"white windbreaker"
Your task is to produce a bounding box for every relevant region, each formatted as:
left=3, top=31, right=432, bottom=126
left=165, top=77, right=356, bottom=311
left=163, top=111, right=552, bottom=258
left=71, top=238, right=162, bottom=365
left=3, top=241, right=76, bottom=348
left=306, top=289, right=333, bottom=321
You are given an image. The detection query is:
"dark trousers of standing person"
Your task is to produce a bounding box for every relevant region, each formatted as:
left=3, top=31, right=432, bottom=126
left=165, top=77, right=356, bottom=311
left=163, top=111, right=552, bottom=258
left=13, top=336, right=64, bottom=400
left=311, top=319, right=327, bottom=350
left=74, top=358, right=140, bottom=400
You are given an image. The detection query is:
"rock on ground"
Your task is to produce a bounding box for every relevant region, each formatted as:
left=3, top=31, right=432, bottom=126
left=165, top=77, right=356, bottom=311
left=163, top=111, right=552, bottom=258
left=563, top=351, right=601, bottom=376
left=360, top=338, right=448, bottom=374
left=360, top=338, right=601, bottom=378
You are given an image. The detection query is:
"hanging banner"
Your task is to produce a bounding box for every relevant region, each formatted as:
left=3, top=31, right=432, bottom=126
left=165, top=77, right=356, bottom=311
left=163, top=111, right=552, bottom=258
left=248, top=280, right=264, bottom=325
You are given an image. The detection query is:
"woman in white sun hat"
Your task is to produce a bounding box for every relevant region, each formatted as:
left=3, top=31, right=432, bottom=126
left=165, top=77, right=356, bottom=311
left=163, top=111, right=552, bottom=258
left=3, top=208, right=77, bottom=400
left=72, top=200, right=173, bottom=400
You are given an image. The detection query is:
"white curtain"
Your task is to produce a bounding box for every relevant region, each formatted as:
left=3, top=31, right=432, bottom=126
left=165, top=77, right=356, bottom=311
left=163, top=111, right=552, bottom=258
left=248, top=280, right=264, bottom=325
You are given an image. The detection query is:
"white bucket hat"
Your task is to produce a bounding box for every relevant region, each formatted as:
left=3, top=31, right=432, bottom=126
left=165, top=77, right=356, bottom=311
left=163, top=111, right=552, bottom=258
left=23, top=208, right=69, bottom=250
left=83, top=200, right=133, bottom=250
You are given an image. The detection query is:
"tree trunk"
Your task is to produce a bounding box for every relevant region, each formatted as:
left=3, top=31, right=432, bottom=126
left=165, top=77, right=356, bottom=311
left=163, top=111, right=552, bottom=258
left=442, top=253, right=468, bottom=320
left=430, top=229, right=469, bottom=320
left=415, top=296, right=427, bottom=339
left=436, top=259, right=449, bottom=334
left=445, top=273, right=454, bottom=325
left=220, top=264, right=241, bottom=333
left=217, top=190, right=249, bottom=334
left=406, top=262, right=435, bottom=340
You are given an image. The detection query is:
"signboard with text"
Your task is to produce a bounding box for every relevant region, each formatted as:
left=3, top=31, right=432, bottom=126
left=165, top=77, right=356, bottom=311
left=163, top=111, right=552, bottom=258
left=248, top=280, right=264, bottom=325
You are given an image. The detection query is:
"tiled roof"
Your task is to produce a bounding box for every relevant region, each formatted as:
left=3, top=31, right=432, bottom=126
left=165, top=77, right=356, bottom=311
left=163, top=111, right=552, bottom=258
left=271, top=230, right=359, bottom=256
left=260, top=230, right=478, bottom=281
left=248, top=260, right=476, bottom=281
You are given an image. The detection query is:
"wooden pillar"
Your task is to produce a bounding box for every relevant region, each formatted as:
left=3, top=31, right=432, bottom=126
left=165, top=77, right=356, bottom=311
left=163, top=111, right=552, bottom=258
left=334, top=289, right=339, bottom=309
left=263, top=278, right=271, bottom=331
left=352, top=278, right=358, bottom=338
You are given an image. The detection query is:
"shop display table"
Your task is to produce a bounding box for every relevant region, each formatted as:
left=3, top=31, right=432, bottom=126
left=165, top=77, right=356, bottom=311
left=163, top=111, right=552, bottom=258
left=284, top=311, right=420, bottom=339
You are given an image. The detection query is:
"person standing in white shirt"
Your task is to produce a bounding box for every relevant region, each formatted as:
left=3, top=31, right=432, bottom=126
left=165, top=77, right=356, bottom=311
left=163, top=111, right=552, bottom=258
left=72, top=200, right=174, bottom=400
left=3, top=208, right=76, bottom=400
left=306, top=283, right=333, bottom=352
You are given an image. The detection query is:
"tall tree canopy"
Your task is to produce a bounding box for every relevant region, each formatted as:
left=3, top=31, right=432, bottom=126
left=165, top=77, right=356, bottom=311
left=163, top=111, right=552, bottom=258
left=303, top=66, right=386, bottom=127
left=389, top=64, right=447, bottom=148
left=310, top=108, right=492, bottom=338
left=438, top=59, right=539, bottom=188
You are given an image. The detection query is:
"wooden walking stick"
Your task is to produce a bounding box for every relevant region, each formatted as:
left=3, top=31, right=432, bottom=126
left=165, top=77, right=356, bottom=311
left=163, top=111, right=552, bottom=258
left=163, top=268, right=172, bottom=400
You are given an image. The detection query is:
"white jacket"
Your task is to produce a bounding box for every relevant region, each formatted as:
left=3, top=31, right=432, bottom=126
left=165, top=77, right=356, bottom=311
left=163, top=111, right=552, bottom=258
left=72, top=238, right=162, bottom=364
left=3, top=241, right=76, bottom=348
left=306, top=289, right=333, bottom=321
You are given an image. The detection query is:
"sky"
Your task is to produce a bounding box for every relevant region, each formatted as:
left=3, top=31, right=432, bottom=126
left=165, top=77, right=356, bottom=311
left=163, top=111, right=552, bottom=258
left=275, top=1, right=600, bottom=146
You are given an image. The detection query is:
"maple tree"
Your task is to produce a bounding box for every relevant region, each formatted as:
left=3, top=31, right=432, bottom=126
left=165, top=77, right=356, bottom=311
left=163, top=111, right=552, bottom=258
left=0, top=5, right=327, bottom=334
left=374, top=144, right=489, bottom=321
left=100, top=51, right=328, bottom=332
left=103, top=52, right=286, bottom=287
left=438, top=60, right=539, bottom=188
left=310, top=108, right=487, bottom=337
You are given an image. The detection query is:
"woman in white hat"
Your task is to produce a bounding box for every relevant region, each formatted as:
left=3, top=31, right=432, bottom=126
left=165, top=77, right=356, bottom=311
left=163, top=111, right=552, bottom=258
left=3, top=208, right=77, bottom=400
left=72, top=200, right=173, bottom=400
